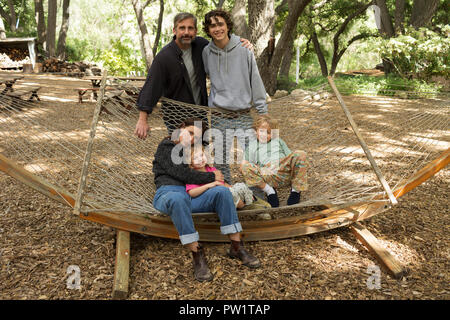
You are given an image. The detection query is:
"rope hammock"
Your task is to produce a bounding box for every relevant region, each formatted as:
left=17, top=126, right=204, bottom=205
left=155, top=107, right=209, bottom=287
left=0, top=76, right=449, bottom=225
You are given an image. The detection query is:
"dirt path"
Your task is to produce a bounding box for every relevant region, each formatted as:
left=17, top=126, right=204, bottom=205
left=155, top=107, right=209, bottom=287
left=0, top=74, right=448, bottom=300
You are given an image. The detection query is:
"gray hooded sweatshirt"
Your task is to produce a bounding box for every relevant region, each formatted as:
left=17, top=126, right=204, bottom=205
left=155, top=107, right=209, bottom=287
left=202, top=34, right=268, bottom=114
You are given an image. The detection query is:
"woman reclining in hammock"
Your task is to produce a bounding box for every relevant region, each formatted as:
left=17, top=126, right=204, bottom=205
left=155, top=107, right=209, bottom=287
left=152, top=118, right=261, bottom=283
left=240, top=115, right=308, bottom=208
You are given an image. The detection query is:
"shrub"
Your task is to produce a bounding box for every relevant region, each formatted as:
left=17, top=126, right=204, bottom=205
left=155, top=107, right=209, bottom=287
left=378, top=26, right=450, bottom=80
left=98, top=40, right=146, bottom=76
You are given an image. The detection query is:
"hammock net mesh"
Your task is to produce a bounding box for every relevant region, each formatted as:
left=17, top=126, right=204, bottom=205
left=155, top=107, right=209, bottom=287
left=0, top=78, right=448, bottom=219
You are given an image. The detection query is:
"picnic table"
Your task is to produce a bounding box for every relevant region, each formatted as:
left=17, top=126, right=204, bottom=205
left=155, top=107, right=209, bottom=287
left=84, top=76, right=147, bottom=88
left=0, top=75, right=40, bottom=106
left=0, top=75, right=24, bottom=93
left=77, top=76, right=146, bottom=103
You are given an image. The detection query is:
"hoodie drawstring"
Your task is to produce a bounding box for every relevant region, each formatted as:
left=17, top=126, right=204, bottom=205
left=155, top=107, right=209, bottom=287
left=217, top=51, right=220, bottom=73
left=216, top=50, right=229, bottom=73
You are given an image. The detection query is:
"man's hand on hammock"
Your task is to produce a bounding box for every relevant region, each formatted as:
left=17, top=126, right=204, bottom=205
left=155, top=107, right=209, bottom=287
left=135, top=111, right=150, bottom=139
left=135, top=118, right=150, bottom=140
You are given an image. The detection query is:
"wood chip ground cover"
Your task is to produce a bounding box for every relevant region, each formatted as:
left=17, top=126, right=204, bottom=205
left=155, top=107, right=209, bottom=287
left=0, top=73, right=448, bottom=299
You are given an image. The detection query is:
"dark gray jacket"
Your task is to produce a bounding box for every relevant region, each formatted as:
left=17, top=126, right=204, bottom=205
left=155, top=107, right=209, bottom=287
left=137, top=36, right=209, bottom=113
left=153, top=138, right=215, bottom=189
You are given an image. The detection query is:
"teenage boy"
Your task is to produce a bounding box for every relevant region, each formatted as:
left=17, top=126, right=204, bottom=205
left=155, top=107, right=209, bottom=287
left=202, top=9, right=268, bottom=184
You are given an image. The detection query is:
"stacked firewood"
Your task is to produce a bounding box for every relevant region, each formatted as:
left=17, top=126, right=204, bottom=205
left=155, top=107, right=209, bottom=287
left=0, top=52, right=31, bottom=68
left=42, top=58, right=100, bottom=75
left=0, top=47, right=29, bottom=61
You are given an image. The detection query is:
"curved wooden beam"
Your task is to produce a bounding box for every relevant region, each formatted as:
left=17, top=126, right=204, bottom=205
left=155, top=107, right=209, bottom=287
left=1, top=148, right=449, bottom=242
left=0, top=153, right=75, bottom=207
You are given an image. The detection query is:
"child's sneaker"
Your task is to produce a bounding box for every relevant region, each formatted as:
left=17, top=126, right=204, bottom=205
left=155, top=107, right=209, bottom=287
left=241, top=196, right=271, bottom=210
left=267, top=191, right=279, bottom=208
left=287, top=191, right=301, bottom=205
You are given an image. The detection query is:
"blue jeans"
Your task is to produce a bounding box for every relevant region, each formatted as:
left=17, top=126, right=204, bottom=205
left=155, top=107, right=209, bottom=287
left=153, top=185, right=242, bottom=245
left=210, top=113, right=254, bottom=184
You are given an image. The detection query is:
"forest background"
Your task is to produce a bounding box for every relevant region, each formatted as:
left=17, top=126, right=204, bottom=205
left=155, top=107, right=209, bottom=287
left=0, top=0, right=448, bottom=95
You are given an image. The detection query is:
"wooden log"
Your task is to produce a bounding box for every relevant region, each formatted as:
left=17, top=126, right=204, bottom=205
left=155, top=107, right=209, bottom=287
left=22, top=63, right=33, bottom=74
left=33, top=62, right=43, bottom=73
left=112, top=230, right=130, bottom=300
left=350, top=222, right=406, bottom=279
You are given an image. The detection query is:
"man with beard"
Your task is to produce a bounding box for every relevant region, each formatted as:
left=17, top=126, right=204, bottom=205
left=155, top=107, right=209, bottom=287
left=135, top=12, right=252, bottom=138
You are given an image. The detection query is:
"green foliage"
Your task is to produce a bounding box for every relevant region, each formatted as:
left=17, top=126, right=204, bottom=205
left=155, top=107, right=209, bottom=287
left=294, top=74, right=443, bottom=98
left=65, top=38, right=95, bottom=62
left=378, top=26, right=450, bottom=80
left=1, top=0, right=35, bottom=34
left=98, top=40, right=146, bottom=76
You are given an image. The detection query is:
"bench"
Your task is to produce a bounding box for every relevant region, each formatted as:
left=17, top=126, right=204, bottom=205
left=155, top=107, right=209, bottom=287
left=77, top=87, right=100, bottom=103
left=5, top=86, right=41, bottom=101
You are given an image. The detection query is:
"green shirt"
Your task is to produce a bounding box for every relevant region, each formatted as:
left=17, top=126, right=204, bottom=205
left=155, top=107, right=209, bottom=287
left=244, top=138, right=292, bottom=167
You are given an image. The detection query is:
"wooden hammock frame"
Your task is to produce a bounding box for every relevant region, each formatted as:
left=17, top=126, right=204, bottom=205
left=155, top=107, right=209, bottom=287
left=1, top=148, right=448, bottom=242
left=0, top=73, right=448, bottom=298
left=1, top=148, right=448, bottom=297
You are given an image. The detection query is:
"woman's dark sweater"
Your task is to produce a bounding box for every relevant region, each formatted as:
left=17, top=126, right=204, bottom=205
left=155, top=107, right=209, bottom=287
left=152, top=138, right=215, bottom=189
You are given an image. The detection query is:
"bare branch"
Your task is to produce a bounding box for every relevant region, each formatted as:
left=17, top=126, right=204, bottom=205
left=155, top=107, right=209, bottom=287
left=152, top=0, right=164, bottom=57
left=142, top=0, right=154, bottom=8
left=337, top=32, right=379, bottom=59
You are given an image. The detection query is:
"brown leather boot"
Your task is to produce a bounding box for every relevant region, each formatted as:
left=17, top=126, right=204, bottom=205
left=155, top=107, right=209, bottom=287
left=191, top=245, right=214, bottom=282
left=228, top=240, right=261, bottom=268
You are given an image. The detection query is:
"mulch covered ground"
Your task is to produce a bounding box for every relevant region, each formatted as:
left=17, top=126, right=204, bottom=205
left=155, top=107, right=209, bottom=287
left=0, top=73, right=448, bottom=300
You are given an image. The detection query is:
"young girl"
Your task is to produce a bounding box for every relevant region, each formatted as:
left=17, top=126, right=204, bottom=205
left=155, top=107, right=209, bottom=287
left=240, top=115, right=308, bottom=207
left=186, top=146, right=256, bottom=209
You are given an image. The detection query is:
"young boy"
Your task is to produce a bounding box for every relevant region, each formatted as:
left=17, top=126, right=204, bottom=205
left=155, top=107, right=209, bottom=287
left=240, top=115, right=308, bottom=207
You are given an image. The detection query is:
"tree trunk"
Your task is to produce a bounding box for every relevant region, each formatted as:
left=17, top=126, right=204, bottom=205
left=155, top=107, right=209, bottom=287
left=394, top=0, right=405, bottom=34
left=0, top=18, right=6, bottom=39
left=279, top=30, right=296, bottom=79
left=0, top=8, right=10, bottom=28
left=47, top=0, right=57, bottom=57
left=311, top=31, right=328, bottom=77
left=248, top=0, right=275, bottom=60
left=410, top=0, right=439, bottom=28
left=152, top=0, right=164, bottom=57
left=131, top=0, right=154, bottom=70
left=57, top=0, right=71, bottom=60
left=329, top=3, right=372, bottom=76
left=231, top=0, right=249, bottom=40
left=374, top=0, right=395, bottom=74
left=375, top=0, right=395, bottom=37
left=7, top=0, right=16, bottom=32
left=34, top=0, right=46, bottom=49
left=261, top=0, right=313, bottom=95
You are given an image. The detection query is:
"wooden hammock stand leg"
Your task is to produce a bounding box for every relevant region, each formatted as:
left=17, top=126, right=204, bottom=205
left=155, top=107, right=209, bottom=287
left=349, top=222, right=406, bottom=279
left=327, top=76, right=406, bottom=279
left=112, top=229, right=130, bottom=299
